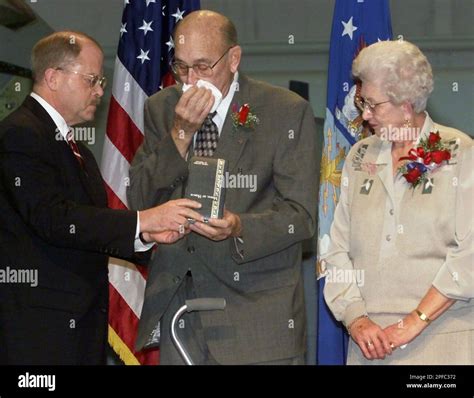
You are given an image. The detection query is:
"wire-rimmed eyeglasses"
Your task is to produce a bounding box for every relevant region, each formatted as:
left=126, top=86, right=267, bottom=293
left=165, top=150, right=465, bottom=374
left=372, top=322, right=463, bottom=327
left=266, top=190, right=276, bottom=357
left=55, top=67, right=107, bottom=90
left=170, top=46, right=234, bottom=77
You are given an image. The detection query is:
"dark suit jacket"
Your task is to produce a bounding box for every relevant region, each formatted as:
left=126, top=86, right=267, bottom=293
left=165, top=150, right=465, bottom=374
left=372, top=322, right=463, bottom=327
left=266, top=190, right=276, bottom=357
left=128, top=74, right=319, bottom=364
left=0, top=96, right=147, bottom=365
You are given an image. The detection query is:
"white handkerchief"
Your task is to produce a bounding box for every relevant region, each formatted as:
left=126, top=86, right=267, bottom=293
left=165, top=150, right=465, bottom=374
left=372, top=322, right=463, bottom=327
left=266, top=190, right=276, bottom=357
left=182, top=79, right=223, bottom=113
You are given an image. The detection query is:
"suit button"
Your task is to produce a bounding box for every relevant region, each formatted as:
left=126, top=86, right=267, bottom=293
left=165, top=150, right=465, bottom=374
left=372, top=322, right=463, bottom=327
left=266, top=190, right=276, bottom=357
left=173, top=276, right=181, bottom=284
left=389, top=209, right=394, bottom=216
left=386, top=235, right=392, bottom=242
left=187, top=246, right=195, bottom=253
left=100, top=307, right=107, bottom=313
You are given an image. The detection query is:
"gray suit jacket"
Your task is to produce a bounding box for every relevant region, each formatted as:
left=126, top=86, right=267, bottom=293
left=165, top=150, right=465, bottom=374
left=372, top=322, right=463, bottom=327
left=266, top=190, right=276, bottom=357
left=128, top=74, right=319, bottom=364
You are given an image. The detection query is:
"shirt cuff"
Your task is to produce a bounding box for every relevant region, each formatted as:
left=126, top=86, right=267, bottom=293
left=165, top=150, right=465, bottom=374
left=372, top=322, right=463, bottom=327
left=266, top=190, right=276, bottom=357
left=134, top=211, right=155, bottom=252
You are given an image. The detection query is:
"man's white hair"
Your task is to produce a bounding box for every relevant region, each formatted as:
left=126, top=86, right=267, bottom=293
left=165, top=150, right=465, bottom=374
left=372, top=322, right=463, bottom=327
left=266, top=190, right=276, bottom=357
left=352, top=40, right=434, bottom=113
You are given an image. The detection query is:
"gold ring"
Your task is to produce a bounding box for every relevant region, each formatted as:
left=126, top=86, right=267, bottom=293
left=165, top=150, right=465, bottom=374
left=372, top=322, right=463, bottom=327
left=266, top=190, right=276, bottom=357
left=367, top=341, right=373, bottom=347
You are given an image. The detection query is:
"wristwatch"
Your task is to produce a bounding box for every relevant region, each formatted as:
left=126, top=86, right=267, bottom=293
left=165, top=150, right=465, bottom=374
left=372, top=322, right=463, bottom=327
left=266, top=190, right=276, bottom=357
left=415, top=309, right=431, bottom=324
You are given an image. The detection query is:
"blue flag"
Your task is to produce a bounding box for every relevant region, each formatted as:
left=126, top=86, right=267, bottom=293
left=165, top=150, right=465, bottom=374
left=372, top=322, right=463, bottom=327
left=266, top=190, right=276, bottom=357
left=317, top=0, right=392, bottom=365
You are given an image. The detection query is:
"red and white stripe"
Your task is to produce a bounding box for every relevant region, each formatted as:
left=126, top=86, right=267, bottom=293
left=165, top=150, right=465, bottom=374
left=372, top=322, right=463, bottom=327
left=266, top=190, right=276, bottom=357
left=101, top=56, right=157, bottom=365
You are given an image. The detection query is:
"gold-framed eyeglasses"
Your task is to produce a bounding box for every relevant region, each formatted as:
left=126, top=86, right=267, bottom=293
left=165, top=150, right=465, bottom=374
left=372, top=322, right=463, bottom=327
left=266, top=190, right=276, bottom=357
left=171, top=46, right=234, bottom=77
left=55, top=67, right=107, bottom=90
left=355, top=96, right=390, bottom=113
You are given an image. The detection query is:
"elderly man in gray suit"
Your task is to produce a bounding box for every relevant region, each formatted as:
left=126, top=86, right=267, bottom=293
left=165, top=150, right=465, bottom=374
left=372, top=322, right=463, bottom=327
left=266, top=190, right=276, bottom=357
left=128, top=10, right=318, bottom=365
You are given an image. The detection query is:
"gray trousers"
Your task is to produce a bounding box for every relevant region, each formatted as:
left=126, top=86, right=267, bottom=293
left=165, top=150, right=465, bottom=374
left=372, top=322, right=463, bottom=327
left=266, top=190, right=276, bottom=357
left=159, top=273, right=305, bottom=365
left=159, top=273, right=218, bottom=365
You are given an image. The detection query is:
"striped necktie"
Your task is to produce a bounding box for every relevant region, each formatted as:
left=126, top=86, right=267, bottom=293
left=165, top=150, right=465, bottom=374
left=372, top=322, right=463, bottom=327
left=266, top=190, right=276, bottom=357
left=194, top=112, right=218, bottom=157
left=66, top=130, right=85, bottom=169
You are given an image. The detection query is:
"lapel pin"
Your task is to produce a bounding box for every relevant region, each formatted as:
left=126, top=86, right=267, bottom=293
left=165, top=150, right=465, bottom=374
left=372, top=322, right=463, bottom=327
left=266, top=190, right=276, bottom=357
left=360, top=179, right=374, bottom=194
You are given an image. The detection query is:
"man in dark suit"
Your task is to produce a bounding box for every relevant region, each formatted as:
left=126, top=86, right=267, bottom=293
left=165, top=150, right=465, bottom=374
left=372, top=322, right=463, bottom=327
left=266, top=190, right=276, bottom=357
left=0, top=31, right=203, bottom=365
left=128, top=11, right=318, bottom=364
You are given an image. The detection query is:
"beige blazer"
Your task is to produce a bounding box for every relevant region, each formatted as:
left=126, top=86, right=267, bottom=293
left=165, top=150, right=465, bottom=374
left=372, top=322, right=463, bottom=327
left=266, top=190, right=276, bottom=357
left=323, top=113, right=473, bottom=364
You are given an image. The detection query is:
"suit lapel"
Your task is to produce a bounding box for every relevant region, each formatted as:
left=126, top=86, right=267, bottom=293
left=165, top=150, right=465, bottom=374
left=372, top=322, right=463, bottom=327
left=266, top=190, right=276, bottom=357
left=23, top=96, right=59, bottom=140
left=57, top=137, right=105, bottom=206
left=24, top=96, right=105, bottom=206
left=75, top=144, right=107, bottom=206
left=213, top=74, right=251, bottom=173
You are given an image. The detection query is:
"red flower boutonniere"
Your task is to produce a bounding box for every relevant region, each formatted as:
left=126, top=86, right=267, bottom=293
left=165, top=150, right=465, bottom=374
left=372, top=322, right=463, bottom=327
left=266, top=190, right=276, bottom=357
left=398, top=131, right=452, bottom=189
left=231, top=103, right=259, bottom=129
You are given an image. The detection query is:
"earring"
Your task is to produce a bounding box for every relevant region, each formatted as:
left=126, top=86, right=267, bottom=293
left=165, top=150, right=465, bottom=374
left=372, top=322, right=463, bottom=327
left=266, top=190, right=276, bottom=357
left=403, top=118, right=412, bottom=128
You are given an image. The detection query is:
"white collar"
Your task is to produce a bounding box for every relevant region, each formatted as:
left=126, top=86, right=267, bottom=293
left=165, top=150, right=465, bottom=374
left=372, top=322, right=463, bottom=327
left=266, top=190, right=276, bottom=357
left=30, top=92, right=70, bottom=139
left=213, top=72, right=239, bottom=128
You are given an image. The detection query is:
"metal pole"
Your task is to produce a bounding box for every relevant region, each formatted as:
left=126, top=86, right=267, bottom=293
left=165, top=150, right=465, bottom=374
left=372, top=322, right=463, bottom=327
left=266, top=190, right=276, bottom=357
left=170, top=304, right=194, bottom=365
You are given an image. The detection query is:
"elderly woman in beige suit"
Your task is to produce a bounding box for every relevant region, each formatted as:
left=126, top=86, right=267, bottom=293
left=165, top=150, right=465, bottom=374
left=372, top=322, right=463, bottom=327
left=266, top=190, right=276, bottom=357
left=322, top=40, right=473, bottom=365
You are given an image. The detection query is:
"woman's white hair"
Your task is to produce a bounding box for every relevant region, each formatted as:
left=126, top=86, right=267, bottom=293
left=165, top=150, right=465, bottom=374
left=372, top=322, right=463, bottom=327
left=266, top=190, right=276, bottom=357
left=352, top=40, right=434, bottom=113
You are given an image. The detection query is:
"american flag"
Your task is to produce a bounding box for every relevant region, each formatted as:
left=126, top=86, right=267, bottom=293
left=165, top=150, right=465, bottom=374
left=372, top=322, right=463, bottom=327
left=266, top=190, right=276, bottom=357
left=101, top=0, right=200, bottom=365
left=317, top=0, right=392, bottom=364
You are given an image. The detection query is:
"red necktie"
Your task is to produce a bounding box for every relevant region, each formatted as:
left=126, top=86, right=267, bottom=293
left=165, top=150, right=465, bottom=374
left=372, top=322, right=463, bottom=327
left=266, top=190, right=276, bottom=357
left=66, top=130, right=85, bottom=169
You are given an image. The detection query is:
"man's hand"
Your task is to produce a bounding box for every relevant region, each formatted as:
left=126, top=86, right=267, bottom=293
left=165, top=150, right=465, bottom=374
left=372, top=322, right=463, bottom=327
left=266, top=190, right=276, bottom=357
left=172, top=86, right=215, bottom=158
left=139, top=198, right=203, bottom=234
left=189, top=209, right=241, bottom=241
left=349, top=316, right=393, bottom=360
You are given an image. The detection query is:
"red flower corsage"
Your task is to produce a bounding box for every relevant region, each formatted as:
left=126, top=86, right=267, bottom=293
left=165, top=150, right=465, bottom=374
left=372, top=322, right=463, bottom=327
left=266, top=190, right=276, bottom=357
left=398, top=131, right=452, bottom=189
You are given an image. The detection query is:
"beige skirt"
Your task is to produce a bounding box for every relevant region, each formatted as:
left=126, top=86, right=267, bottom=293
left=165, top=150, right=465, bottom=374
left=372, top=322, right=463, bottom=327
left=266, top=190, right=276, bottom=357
left=347, top=329, right=473, bottom=365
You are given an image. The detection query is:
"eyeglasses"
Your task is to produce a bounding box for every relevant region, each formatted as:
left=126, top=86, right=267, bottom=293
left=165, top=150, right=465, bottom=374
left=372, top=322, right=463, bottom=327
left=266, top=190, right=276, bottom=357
left=55, top=67, right=107, bottom=90
left=171, top=46, right=234, bottom=77
left=355, top=96, right=390, bottom=113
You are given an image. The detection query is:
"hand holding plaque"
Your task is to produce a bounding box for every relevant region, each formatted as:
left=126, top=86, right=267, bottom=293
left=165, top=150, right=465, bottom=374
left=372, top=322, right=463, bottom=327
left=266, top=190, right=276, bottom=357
left=184, top=156, right=227, bottom=221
